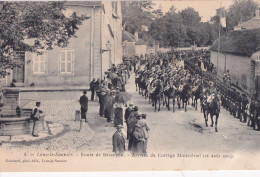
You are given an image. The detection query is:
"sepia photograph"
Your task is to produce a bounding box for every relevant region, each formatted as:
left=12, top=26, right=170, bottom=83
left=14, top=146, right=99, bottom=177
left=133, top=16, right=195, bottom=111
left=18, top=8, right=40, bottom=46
left=0, top=0, right=260, bottom=172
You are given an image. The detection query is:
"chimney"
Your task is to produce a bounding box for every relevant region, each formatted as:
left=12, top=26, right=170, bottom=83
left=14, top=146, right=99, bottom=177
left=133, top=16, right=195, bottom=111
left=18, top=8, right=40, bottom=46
left=255, top=9, right=260, bottom=19
left=134, top=31, right=138, bottom=42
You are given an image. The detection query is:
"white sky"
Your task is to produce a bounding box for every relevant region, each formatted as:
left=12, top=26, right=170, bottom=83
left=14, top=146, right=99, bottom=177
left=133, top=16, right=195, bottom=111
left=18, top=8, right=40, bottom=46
left=153, top=0, right=234, bottom=22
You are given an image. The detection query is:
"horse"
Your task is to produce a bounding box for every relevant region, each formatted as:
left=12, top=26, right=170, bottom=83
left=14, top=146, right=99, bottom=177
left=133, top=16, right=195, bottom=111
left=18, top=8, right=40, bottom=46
left=191, top=84, right=202, bottom=110
left=150, top=83, right=162, bottom=112
left=177, top=83, right=190, bottom=112
left=203, top=94, right=221, bottom=132
left=164, top=85, right=176, bottom=112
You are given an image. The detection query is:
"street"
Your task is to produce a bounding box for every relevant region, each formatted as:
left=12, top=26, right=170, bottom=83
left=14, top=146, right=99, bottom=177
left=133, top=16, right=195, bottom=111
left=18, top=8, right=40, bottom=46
left=81, top=72, right=260, bottom=154
left=1, top=72, right=259, bottom=154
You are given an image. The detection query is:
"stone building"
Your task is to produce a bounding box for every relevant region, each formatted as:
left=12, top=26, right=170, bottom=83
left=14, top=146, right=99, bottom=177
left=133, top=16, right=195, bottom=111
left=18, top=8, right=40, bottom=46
left=122, top=31, right=147, bottom=57
left=5, top=1, right=122, bottom=87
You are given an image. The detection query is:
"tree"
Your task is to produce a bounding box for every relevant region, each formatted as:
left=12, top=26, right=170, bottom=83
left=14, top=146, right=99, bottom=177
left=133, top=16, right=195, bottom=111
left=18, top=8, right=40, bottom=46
left=0, top=2, right=88, bottom=77
left=226, top=0, right=259, bottom=31
left=122, top=1, right=155, bottom=34
left=210, top=0, right=259, bottom=32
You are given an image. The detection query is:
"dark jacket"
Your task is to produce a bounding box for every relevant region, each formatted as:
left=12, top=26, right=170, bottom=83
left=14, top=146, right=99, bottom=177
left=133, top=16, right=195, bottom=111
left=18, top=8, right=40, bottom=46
left=80, top=95, right=88, bottom=113
left=125, top=107, right=133, bottom=123
left=90, top=81, right=95, bottom=91
left=112, top=131, right=125, bottom=153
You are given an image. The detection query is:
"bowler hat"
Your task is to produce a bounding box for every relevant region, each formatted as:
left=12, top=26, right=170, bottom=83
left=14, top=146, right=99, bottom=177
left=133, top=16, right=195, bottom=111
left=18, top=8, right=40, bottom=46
left=134, top=106, right=139, bottom=111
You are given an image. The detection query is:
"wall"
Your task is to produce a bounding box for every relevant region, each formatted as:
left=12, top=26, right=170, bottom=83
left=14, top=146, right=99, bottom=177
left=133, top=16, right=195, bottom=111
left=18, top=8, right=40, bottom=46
left=102, top=1, right=122, bottom=75
left=252, top=52, right=260, bottom=100
left=210, top=51, right=255, bottom=94
left=25, top=6, right=94, bottom=87
left=135, top=45, right=147, bottom=56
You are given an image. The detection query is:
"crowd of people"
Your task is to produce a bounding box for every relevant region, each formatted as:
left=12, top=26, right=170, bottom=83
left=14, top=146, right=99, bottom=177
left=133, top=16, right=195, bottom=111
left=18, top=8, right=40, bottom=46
left=86, top=62, right=150, bottom=155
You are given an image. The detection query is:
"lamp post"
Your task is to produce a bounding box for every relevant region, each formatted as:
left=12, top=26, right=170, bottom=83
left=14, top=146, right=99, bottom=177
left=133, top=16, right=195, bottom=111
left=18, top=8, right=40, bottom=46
left=106, top=41, right=112, bottom=69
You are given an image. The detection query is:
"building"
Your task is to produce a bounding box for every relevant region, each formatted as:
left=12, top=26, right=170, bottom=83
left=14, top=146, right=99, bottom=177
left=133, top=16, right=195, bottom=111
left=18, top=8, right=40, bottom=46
left=122, top=30, right=147, bottom=57
left=210, top=28, right=260, bottom=100
left=5, top=1, right=122, bottom=87
left=234, top=9, right=260, bottom=31
left=122, top=30, right=159, bottom=57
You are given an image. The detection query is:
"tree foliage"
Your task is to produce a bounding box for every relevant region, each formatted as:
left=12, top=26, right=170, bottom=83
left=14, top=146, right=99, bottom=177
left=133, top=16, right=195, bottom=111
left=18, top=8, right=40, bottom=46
left=0, top=1, right=88, bottom=77
left=149, top=6, right=216, bottom=48
left=226, top=0, right=259, bottom=31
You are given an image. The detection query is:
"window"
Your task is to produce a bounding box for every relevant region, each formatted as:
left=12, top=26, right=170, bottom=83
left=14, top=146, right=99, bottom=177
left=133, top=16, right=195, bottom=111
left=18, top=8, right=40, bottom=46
left=59, top=49, right=74, bottom=74
left=32, top=51, right=47, bottom=74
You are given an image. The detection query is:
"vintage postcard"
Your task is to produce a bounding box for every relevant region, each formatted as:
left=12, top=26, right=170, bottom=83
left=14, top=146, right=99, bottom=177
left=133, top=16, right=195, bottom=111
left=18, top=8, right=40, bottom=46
left=0, top=0, right=260, bottom=172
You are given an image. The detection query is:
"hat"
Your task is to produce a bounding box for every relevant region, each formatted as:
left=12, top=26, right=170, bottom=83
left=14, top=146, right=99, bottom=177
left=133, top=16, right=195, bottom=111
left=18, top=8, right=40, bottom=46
left=142, top=114, right=146, bottom=118
left=116, top=125, right=124, bottom=129
left=136, top=114, right=141, bottom=119
left=134, top=106, right=139, bottom=111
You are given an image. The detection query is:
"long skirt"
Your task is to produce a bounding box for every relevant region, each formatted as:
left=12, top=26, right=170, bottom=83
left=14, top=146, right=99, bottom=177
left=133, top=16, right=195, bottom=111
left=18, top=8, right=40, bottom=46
left=132, top=140, right=144, bottom=154
left=114, top=108, right=123, bottom=126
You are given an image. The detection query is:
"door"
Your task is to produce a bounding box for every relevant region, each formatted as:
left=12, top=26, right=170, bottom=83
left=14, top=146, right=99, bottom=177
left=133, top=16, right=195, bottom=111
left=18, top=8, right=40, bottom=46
left=13, top=51, right=25, bottom=84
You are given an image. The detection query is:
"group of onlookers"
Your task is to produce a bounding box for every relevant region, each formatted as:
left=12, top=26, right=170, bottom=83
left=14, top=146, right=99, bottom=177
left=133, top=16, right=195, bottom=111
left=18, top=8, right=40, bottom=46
left=113, top=103, right=150, bottom=155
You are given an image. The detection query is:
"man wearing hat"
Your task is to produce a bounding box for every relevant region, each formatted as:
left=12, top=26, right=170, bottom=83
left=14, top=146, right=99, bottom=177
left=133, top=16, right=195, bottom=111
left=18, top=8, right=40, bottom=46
left=90, top=78, right=96, bottom=101
left=79, top=91, right=88, bottom=131
left=112, top=125, right=125, bottom=154
left=127, top=112, right=140, bottom=151
left=104, top=91, right=114, bottom=122
left=98, top=89, right=107, bottom=117
left=125, top=103, right=134, bottom=124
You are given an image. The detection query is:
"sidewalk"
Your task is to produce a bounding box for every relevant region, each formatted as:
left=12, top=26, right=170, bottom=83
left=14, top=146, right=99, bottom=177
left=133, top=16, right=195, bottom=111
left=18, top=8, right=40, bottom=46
left=19, top=86, right=90, bottom=92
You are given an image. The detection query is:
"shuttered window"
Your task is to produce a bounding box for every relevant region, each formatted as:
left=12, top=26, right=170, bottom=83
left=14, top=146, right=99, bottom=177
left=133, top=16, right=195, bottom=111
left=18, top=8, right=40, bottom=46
left=32, top=51, right=47, bottom=74
left=59, top=49, right=74, bottom=74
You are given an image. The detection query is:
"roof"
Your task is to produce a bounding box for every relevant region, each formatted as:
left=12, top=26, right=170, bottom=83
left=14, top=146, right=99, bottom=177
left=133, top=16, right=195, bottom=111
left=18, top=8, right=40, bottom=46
left=235, top=18, right=260, bottom=30
left=66, top=1, right=102, bottom=7
left=210, top=28, right=260, bottom=57
left=122, top=31, right=147, bottom=45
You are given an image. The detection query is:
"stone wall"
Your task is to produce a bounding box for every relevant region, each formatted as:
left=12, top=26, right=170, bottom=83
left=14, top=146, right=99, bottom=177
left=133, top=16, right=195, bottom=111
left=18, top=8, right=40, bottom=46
left=210, top=51, right=255, bottom=95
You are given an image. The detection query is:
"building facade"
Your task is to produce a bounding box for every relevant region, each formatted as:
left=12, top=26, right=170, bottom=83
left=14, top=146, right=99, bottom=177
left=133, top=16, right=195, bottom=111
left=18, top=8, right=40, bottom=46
left=5, top=1, right=122, bottom=87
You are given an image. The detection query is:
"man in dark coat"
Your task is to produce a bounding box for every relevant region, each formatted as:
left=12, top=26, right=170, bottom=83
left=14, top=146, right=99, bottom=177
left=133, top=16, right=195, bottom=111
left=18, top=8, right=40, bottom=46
left=112, top=125, right=125, bottom=154
left=105, top=91, right=114, bottom=122
left=79, top=91, right=88, bottom=131
left=98, top=90, right=107, bottom=117
left=127, top=110, right=139, bottom=151
left=94, top=78, right=101, bottom=101
left=125, top=103, right=133, bottom=123
left=90, top=78, right=96, bottom=101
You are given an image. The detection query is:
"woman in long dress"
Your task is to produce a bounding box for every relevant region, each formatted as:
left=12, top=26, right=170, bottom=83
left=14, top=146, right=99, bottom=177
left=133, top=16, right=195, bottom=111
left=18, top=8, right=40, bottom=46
left=131, top=124, right=145, bottom=154
left=113, top=102, right=123, bottom=126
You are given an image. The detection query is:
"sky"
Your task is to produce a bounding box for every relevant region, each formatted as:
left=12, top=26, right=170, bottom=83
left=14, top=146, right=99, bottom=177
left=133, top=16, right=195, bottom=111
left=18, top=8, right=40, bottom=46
left=153, top=0, right=234, bottom=22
